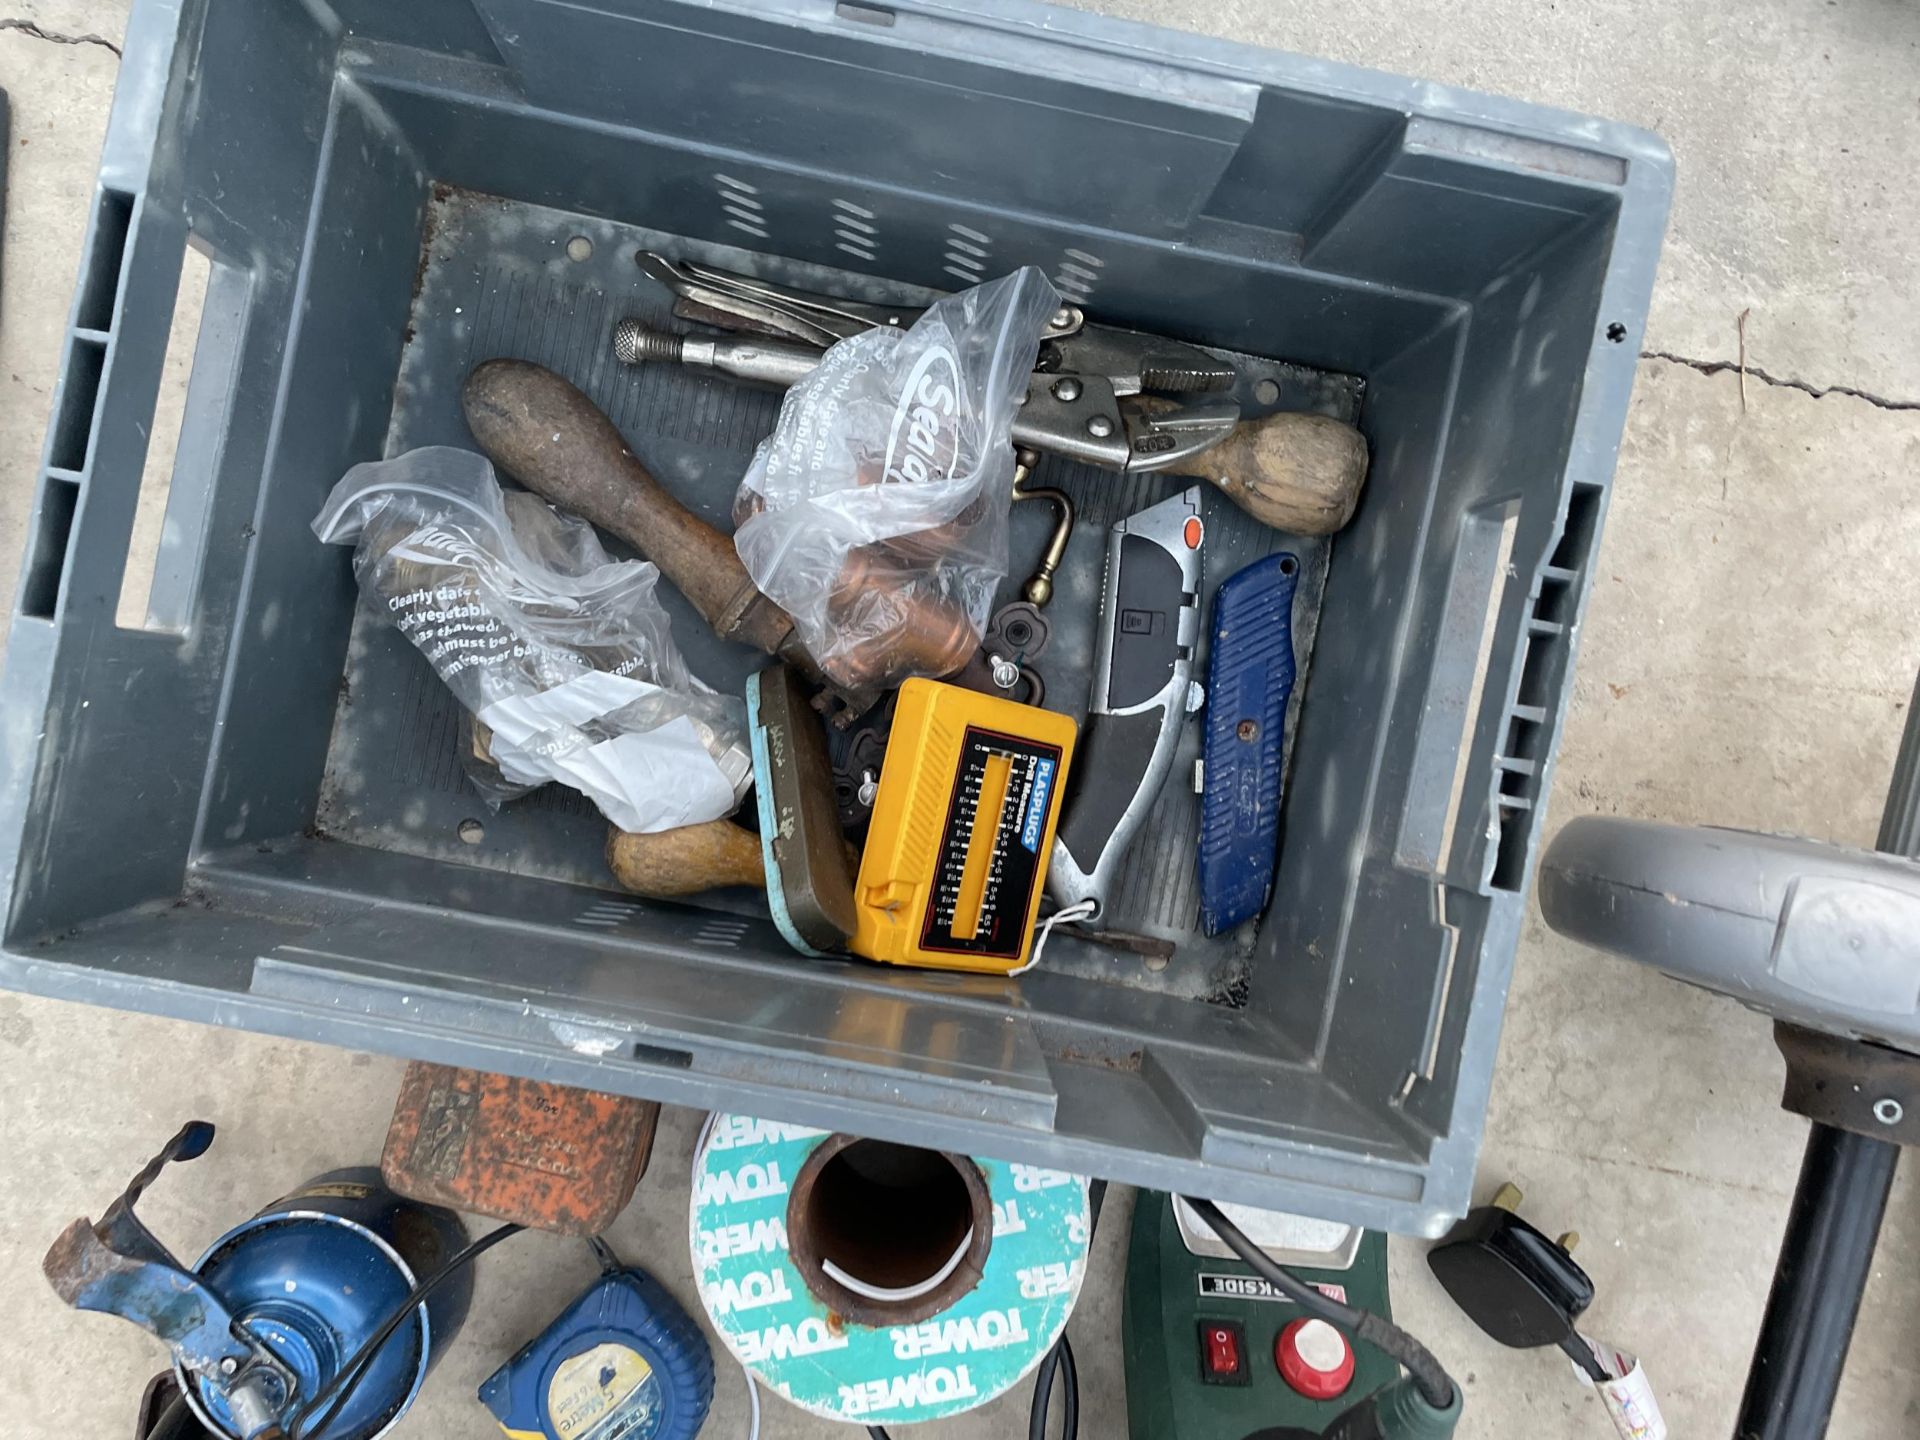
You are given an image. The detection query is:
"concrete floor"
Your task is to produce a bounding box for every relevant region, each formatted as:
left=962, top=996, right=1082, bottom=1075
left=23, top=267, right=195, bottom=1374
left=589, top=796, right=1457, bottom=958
left=2, top=1, right=1918, bottom=1436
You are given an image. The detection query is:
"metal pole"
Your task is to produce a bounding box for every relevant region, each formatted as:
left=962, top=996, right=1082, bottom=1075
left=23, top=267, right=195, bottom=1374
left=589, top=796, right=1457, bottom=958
left=1735, top=670, right=1920, bottom=1439
left=1734, top=1122, right=1900, bottom=1439
left=1875, top=668, right=1920, bottom=860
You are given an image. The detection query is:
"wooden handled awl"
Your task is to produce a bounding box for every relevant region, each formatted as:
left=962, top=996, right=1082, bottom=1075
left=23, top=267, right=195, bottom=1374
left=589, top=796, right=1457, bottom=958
left=464, top=359, right=800, bottom=663
left=463, top=359, right=981, bottom=717
left=605, top=823, right=862, bottom=899
left=606, top=821, right=767, bottom=898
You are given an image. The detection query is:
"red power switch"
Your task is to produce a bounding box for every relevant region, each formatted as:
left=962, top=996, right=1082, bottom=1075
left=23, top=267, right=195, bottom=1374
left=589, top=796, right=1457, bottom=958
left=1275, top=1317, right=1356, bottom=1400
left=1198, top=1320, right=1250, bottom=1385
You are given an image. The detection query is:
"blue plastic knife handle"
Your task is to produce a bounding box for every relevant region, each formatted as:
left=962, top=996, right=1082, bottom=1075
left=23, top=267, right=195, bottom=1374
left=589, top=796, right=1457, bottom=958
left=1199, top=553, right=1299, bottom=936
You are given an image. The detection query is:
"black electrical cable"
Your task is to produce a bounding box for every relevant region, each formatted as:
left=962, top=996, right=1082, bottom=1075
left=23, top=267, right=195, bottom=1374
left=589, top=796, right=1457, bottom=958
left=1057, top=1336, right=1078, bottom=1440
left=1558, top=1332, right=1610, bottom=1384
left=1027, top=1349, right=1060, bottom=1440
left=1024, top=1178, right=1102, bottom=1440
left=1183, top=1197, right=1456, bottom=1411
left=290, top=1221, right=525, bottom=1439
left=146, top=1391, right=201, bottom=1440
left=1026, top=1335, right=1079, bottom=1440
left=586, top=1233, right=624, bottom=1274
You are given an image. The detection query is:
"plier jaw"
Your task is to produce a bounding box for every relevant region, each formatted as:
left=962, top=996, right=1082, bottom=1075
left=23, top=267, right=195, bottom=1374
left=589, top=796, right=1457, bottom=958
left=1015, top=373, right=1239, bottom=473
left=1119, top=397, right=1242, bottom=474
left=1034, top=328, right=1238, bottom=400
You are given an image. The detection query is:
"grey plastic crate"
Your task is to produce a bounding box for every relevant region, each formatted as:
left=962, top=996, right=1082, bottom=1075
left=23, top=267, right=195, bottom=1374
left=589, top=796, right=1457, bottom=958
left=0, top=0, right=1668, bottom=1234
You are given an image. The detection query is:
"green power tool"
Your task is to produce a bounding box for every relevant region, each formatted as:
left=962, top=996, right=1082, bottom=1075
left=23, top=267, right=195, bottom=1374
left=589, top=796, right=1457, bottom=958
left=1124, top=1193, right=1460, bottom=1440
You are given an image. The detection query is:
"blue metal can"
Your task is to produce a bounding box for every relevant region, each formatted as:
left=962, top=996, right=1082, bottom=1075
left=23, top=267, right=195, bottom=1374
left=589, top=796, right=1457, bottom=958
left=177, top=1168, right=471, bottom=1440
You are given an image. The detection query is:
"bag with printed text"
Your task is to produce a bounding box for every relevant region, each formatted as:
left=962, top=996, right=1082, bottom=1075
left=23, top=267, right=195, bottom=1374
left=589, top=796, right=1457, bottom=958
left=732, top=267, right=1060, bottom=691
left=314, top=446, right=750, bottom=833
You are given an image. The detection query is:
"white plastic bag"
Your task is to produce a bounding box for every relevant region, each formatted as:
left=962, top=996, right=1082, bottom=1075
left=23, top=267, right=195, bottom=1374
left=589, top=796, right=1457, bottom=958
left=314, top=446, right=751, bottom=833
left=732, top=267, right=1060, bottom=691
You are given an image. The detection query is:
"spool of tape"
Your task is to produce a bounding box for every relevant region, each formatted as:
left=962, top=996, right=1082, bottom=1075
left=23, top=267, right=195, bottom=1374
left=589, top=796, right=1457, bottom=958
left=689, top=1116, right=1090, bottom=1426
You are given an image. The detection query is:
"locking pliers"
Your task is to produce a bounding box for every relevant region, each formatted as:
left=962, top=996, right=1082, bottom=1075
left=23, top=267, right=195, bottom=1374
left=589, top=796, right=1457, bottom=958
left=621, top=252, right=1242, bottom=475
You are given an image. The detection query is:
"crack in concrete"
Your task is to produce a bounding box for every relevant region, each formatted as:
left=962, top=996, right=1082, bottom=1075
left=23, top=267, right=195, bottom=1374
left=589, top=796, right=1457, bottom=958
left=0, top=17, right=121, bottom=56
left=1642, top=348, right=1920, bottom=412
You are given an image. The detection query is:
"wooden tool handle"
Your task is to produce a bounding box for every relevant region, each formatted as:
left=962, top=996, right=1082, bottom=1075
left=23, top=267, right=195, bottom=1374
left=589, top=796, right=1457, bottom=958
left=1173, top=411, right=1369, bottom=535
left=605, top=823, right=864, bottom=900
left=606, top=822, right=766, bottom=898
left=463, top=359, right=796, bottom=657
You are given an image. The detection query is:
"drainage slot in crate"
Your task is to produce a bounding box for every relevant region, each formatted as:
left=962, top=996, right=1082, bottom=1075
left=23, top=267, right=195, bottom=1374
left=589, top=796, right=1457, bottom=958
left=631, top=1040, right=695, bottom=1069
left=1052, top=247, right=1105, bottom=304
left=49, top=337, right=107, bottom=472
left=714, top=173, right=770, bottom=240
left=20, top=476, right=80, bottom=620
left=1486, top=482, right=1604, bottom=890
left=831, top=198, right=880, bottom=262
left=943, top=221, right=993, bottom=286
left=1514, top=621, right=1559, bottom=708
left=76, top=188, right=134, bottom=332
left=835, top=1, right=897, bottom=25
left=1489, top=795, right=1536, bottom=891
left=1550, top=482, right=1604, bottom=571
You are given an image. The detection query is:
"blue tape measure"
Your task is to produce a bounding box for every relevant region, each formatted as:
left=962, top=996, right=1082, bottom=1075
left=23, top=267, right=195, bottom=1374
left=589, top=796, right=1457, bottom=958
left=480, top=1267, right=714, bottom=1440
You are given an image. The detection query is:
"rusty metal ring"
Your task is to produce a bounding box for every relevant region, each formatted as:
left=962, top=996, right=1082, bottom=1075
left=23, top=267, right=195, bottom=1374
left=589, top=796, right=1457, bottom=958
left=785, top=1135, right=993, bottom=1327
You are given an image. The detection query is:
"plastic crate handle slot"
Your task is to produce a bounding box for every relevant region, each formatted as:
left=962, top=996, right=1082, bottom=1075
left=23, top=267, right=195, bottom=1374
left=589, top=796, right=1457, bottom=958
left=1394, top=484, right=1604, bottom=891
left=113, top=239, right=242, bottom=635
left=20, top=184, right=243, bottom=632
left=18, top=188, right=132, bottom=620
left=1486, top=483, right=1603, bottom=889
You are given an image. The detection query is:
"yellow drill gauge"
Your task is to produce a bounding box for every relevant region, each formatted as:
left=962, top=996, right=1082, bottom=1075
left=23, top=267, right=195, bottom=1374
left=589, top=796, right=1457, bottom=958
left=852, top=679, right=1078, bottom=975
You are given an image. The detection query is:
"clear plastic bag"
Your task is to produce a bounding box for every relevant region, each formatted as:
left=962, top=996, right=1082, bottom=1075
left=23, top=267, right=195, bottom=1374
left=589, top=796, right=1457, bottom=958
left=732, top=267, right=1060, bottom=692
left=313, top=446, right=752, bottom=833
